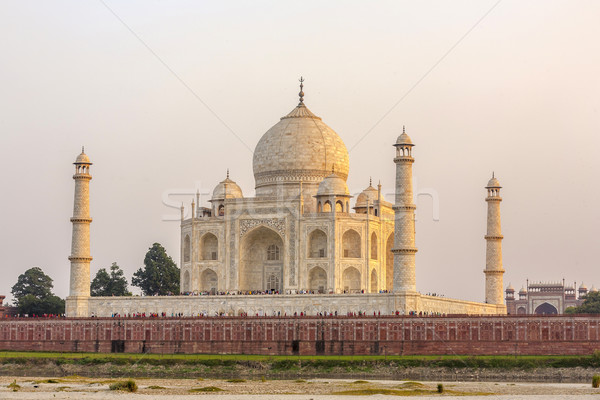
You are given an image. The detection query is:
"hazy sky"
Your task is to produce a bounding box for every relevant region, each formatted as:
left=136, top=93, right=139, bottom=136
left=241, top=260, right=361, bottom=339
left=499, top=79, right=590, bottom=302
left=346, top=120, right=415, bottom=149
left=1, top=1, right=598, bottom=304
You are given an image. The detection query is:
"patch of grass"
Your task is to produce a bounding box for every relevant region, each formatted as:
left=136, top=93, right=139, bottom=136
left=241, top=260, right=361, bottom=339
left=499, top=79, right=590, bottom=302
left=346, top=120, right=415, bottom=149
left=437, top=383, right=444, bottom=393
left=399, top=381, right=424, bottom=389
left=334, top=388, right=426, bottom=396
left=8, top=380, right=21, bottom=391
left=294, top=379, right=307, bottom=383
left=226, top=378, right=246, bottom=383
left=35, top=379, right=60, bottom=384
left=190, top=386, right=224, bottom=392
left=352, top=380, right=370, bottom=384
left=593, top=375, right=600, bottom=388
left=148, top=385, right=166, bottom=389
left=109, top=379, right=138, bottom=392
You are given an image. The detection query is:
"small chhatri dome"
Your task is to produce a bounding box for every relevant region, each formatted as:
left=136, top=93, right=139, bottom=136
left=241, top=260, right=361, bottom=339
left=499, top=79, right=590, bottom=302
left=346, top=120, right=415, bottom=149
left=579, top=282, right=588, bottom=290
left=395, top=126, right=413, bottom=146
left=519, top=286, right=527, bottom=294
left=355, top=180, right=381, bottom=206
left=211, top=172, right=243, bottom=201
left=590, top=285, right=598, bottom=292
left=506, top=283, right=515, bottom=292
left=317, top=172, right=350, bottom=196
left=74, top=147, right=91, bottom=164
left=486, top=172, right=501, bottom=188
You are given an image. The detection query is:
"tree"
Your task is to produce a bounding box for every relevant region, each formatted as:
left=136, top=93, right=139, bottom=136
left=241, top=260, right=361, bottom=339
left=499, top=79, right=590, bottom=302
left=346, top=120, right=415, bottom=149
left=566, top=291, right=600, bottom=314
left=132, top=243, right=180, bottom=296
left=11, top=267, right=53, bottom=299
left=11, top=267, right=65, bottom=315
left=91, top=262, right=131, bottom=296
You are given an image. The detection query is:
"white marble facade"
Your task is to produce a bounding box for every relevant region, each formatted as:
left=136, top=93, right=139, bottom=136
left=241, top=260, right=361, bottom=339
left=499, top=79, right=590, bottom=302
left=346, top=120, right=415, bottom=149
left=179, top=88, right=399, bottom=296
left=67, top=84, right=507, bottom=317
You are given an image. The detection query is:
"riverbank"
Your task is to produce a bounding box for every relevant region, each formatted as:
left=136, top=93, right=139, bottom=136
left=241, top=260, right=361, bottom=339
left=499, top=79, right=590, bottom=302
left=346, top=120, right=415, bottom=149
left=0, top=376, right=599, bottom=399
left=0, top=352, right=599, bottom=383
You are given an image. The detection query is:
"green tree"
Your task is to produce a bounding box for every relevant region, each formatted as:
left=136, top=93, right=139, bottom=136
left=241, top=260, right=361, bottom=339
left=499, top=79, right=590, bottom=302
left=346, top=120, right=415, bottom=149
left=91, top=262, right=131, bottom=296
left=132, top=243, right=180, bottom=296
left=11, top=267, right=53, bottom=299
left=568, top=291, right=600, bottom=314
left=11, top=267, right=65, bottom=315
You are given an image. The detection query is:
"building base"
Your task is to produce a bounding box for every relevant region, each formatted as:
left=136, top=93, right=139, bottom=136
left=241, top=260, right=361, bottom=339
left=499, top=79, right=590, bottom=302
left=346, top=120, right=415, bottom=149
left=83, top=292, right=505, bottom=317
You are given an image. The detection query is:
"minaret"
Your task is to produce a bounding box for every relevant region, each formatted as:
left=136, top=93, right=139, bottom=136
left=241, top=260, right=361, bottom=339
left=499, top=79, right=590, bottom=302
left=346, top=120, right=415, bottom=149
left=392, top=127, right=417, bottom=292
left=484, top=173, right=505, bottom=305
left=66, top=148, right=92, bottom=317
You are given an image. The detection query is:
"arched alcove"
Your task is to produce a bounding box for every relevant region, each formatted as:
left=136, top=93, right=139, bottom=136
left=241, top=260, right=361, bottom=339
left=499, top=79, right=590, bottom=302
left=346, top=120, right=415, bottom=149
left=308, top=266, right=327, bottom=293
left=183, top=235, right=191, bottom=263
left=201, top=233, right=218, bottom=260
left=534, top=302, right=558, bottom=315
left=200, top=269, right=218, bottom=293
left=342, top=229, right=361, bottom=258
left=239, top=226, right=284, bottom=292
left=183, top=270, right=190, bottom=293
left=370, top=232, right=377, bottom=259
left=370, top=269, right=377, bottom=293
left=308, top=229, right=327, bottom=258
left=342, top=267, right=361, bottom=293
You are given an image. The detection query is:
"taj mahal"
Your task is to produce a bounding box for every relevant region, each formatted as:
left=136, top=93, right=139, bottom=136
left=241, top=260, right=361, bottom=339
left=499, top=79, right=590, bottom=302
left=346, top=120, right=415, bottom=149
left=66, top=81, right=507, bottom=317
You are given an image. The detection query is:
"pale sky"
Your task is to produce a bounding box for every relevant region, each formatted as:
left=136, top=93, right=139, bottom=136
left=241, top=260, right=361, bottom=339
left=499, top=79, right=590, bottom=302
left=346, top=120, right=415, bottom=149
left=1, top=1, right=598, bottom=304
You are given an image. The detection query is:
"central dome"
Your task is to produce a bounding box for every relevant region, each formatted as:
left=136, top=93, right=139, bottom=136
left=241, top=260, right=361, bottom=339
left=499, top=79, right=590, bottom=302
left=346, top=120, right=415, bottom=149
left=253, top=101, right=350, bottom=197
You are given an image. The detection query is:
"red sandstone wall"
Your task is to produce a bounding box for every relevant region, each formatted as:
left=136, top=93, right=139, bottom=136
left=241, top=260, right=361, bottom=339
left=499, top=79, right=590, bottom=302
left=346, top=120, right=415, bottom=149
left=0, top=315, right=598, bottom=356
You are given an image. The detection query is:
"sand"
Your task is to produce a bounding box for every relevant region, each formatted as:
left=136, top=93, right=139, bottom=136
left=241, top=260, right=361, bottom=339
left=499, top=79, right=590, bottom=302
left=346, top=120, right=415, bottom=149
left=0, top=376, right=598, bottom=399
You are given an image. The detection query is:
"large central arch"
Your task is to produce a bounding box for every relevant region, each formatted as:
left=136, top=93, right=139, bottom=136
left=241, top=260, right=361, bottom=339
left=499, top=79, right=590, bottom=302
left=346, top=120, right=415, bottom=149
left=239, top=226, right=284, bottom=292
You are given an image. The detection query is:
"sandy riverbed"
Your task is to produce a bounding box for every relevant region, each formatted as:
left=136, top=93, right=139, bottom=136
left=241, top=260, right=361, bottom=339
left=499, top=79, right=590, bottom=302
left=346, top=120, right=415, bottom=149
left=0, top=376, right=599, bottom=399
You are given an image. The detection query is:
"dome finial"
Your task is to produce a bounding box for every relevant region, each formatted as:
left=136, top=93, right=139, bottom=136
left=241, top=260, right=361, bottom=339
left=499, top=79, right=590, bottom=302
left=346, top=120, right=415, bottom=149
left=492, top=171, right=495, bottom=179
left=81, top=146, right=85, bottom=154
left=403, top=125, right=405, bottom=134
left=298, top=76, right=305, bottom=105
left=226, top=168, right=230, bottom=179
left=369, top=177, right=372, bottom=186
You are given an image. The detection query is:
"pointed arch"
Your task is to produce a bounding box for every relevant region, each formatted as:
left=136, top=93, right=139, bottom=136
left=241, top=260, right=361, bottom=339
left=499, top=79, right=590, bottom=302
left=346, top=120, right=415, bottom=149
left=308, top=266, right=327, bottom=293
left=183, top=270, right=190, bottom=293
left=534, top=302, right=558, bottom=315
left=323, top=201, right=332, bottom=213
left=183, top=234, right=191, bottom=263
left=200, top=233, right=218, bottom=260
left=239, top=225, right=284, bottom=292
left=342, top=229, right=361, bottom=258
left=308, top=229, right=327, bottom=258
left=370, top=232, right=378, bottom=259
left=335, top=200, right=343, bottom=212
left=342, top=267, right=361, bottom=293
left=370, top=269, right=378, bottom=293
left=200, top=269, right=218, bottom=293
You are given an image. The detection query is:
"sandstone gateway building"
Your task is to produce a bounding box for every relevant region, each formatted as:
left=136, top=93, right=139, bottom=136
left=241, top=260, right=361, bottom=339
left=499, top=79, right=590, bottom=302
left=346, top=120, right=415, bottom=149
left=66, top=83, right=506, bottom=318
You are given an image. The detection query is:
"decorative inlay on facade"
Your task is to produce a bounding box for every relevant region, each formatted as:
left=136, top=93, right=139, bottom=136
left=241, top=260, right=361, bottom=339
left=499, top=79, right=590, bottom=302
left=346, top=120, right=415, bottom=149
left=240, top=218, right=286, bottom=238
left=289, top=218, right=296, bottom=285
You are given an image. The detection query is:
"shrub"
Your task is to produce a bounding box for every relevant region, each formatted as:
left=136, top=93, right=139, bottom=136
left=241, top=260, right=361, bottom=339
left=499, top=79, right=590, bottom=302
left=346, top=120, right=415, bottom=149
left=109, top=379, right=138, bottom=392
left=8, top=380, right=20, bottom=391
left=190, top=386, right=224, bottom=392
left=593, top=375, right=600, bottom=388
left=227, top=378, right=246, bottom=383
left=437, top=383, right=444, bottom=393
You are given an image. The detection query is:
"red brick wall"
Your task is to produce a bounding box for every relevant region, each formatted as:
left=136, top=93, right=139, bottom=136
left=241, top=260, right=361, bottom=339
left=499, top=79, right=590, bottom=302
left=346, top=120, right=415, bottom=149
left=0, top=315, right=598, bottom=355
